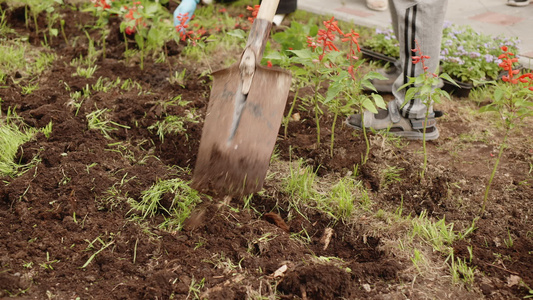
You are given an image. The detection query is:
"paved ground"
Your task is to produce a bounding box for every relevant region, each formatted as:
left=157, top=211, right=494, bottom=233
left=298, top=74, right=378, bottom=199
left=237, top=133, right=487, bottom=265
left=297, top=0, right=533, bottom=67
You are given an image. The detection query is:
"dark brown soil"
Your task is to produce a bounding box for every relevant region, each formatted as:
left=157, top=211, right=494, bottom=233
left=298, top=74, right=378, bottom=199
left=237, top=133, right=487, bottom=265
left=1, top=2, right=532, bottom=300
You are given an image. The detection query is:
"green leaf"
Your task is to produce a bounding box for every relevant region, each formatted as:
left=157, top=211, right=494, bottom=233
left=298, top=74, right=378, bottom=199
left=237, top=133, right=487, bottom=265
left=227, top=29, right=246, bottom=40
left=439, top=73, right=459, bottom=87
left=479, top=104, right=498, bottom=113
left=372, top=93, right=386, bottom=109
left=288, top=49, right=314, bottom=60
left=403, top=88, right=416, bottom=105
left=325, top=82, right=344, bottom=104
left=494, top=88, right=504, bottom=102
left=362, top=98, right=378, bottom=114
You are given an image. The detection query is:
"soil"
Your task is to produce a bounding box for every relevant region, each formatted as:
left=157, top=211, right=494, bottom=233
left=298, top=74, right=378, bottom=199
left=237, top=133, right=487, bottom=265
left=1, top=2, right=533, bottom=300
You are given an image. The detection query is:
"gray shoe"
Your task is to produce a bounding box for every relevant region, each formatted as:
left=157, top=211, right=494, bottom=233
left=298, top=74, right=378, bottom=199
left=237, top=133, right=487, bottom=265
left=507, top=0, right=530, bottom=6
left=345, top=102, right=441, bottom=141
left=366, top=62, right=444, bottom=94
left=367, top=65, right=402, bottom=93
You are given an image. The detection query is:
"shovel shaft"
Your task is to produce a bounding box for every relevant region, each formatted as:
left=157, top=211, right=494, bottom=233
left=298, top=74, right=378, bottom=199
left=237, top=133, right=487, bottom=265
left=257, top=0, right=280, bottom=24
left=244, top=19, right=272, bottom=62
left=245, top=0, right=280, bottom=61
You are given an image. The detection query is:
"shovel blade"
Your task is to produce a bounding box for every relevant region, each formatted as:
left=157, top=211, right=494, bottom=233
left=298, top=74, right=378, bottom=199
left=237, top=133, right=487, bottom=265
left=192, top=63, right=291, bottom=196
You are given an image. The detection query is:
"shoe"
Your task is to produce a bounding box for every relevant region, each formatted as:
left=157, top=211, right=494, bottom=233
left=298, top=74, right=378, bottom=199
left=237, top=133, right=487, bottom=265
left=345, top=102, right=441, bottom=140
left=506, top=0, right=530, bottom=6
left=273, top=14, right=285, bottom=26
left=365, top=64, right=445, bottom=93
left=366, top=0, right=388, bottom=11
left=366, top=64, right=402, bottom=93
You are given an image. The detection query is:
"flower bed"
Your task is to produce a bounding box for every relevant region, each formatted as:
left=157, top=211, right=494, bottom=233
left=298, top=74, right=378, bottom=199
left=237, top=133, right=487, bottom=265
left=362, top=22, right=521, bottom=84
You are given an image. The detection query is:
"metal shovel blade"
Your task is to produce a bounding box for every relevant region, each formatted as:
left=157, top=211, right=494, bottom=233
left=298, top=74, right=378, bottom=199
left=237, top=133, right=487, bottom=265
left=192, top=63, right=291, bottom=196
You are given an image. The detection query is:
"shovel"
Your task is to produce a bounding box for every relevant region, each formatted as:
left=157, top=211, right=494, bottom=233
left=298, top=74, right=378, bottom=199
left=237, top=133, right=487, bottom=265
left=192, top=0, right=292, bottom=196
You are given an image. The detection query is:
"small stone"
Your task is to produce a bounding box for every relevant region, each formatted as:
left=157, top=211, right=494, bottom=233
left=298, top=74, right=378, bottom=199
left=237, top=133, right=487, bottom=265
left=362, top=283, right=371, bottom=292
left=291, top=113, right=300, bottom=121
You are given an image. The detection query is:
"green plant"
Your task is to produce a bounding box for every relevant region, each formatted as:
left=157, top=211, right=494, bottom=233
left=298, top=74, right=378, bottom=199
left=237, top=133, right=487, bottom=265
left=167, top=69, right=188, bottom=87
left=127, top=178, right=203, bottom=231
left=148, top=111, right=200, bottom=142
left=0, top=109, right=48, bottom=177
left=363, top=27, right=399, bottom=58
left=272, top=20, right=318, bottom=54
left=504, top=228, right=514, bottom=248
left=399, top=40, right=456, bottom=178
left=411, top=210, right=456, bottom=254
left=363, top=22, right=520, bottom=83
left=283, top=159, right=320, bottom=208
left=187, top=277, right=205, bottom=300
left=39, top=251, right=59, bottom=270
left=479, top=46, right=533, bottom=214
left=72, top=65, right=98, bottom=78
left=86, top=108, right=130, bottom=139
left=80, top=235, right=115, bottom=269
left=447, top=252, right=476, bottom=286
left=287, top=17, right=386, bottom=161
left=380, top=165, right=403, bottom=188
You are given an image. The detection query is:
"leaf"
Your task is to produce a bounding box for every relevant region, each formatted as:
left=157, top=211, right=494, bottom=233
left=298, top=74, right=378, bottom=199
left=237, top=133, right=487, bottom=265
left=325, top=81, right=344, bottom=104
left=364, top=71, right=388, bottom=81
left=494, top=88, right=504, bottom=102
left=402, top=88, right=416, bottom=106
left=227, top=29, right=246, bottom=39
left=479, top=104, right=498, bottom=113
left=288, top=49, right=314, bottom=60
left=372, top=93, right=386, bottom=109
left=362, top=98, right=378, bottom=114
left=439, top=73, right=458, bottom=87
left=361, top=80, right=377, bottom=92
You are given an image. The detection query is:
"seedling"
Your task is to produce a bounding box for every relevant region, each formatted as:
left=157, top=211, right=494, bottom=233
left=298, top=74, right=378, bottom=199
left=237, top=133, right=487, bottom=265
left=72, top=65, right=98, bottom=78
left=80, top=236, right=115, bottom=269
left=127, top=177, right=203, bottom=231
left=39, top=251, right=59, bottom=270
left=147, top=111, right=200, bottom=142
left=86, top=108, right=130, bottom=139
left=479, top=46, right=533, bottom=214
left=399, top=40, right=456, bottom=178
left=380, top=165, right=403, bottom=188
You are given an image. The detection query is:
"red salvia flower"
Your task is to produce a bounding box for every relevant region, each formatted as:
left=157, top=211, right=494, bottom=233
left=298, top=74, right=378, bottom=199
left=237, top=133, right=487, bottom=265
left=498, top=45, right=532, bottom=88
left=246, top=5, right=260, bottom=23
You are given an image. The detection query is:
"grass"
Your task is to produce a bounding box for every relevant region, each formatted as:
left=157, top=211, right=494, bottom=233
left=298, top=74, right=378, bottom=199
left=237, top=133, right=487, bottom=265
left=86, top=108, right=130, bottom=139
left=127, top=177, right=203, bottom=231
left=0, top=109, right=50, bottom=177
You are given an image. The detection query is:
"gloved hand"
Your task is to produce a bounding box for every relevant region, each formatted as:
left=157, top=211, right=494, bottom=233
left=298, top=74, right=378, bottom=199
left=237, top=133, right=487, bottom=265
left=173, top=0, right=199, bottom=29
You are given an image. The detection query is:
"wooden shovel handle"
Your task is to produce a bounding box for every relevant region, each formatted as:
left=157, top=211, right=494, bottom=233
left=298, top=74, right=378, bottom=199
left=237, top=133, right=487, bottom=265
left=257, top=0, right=281, bottom=23
left=244, top=0, right=281, bottom=61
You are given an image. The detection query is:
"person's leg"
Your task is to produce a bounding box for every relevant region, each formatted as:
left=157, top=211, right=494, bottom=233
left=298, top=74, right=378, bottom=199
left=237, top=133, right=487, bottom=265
left=347, top=0, right=448, bottom=140
left=389, top=0, right=447, bottom=119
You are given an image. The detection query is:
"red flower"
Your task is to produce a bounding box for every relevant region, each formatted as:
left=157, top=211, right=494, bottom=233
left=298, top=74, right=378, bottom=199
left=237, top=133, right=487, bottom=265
left=125, top=26, right=135, bottom=35
left=246, top=5, right=260, bottom=23
left=267, top=61, right=272, bottom=68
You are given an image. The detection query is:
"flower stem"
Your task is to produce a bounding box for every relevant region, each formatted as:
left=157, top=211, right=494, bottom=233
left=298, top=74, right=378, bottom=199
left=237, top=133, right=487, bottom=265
left=284, top=87, right=299, bottom=138
left=421, top=112, right=429, bottom=179
left=361, top=112, right=369, bottom=165
left=480, top=129, right=509, bottom=215
left=330, top=110, right=338, bottom=157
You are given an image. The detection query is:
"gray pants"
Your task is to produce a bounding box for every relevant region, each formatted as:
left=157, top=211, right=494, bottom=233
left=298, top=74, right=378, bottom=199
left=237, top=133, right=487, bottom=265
left=389, top=0, right=448, bottom=119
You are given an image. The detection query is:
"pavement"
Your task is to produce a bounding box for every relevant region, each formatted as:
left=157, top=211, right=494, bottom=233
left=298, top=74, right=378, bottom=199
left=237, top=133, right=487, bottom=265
left=296, top=0, right=533, bottom=68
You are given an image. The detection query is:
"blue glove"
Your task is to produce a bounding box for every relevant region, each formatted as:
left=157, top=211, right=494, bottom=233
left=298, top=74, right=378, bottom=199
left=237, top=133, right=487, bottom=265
left=173, top=0, right=199, bottom=29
